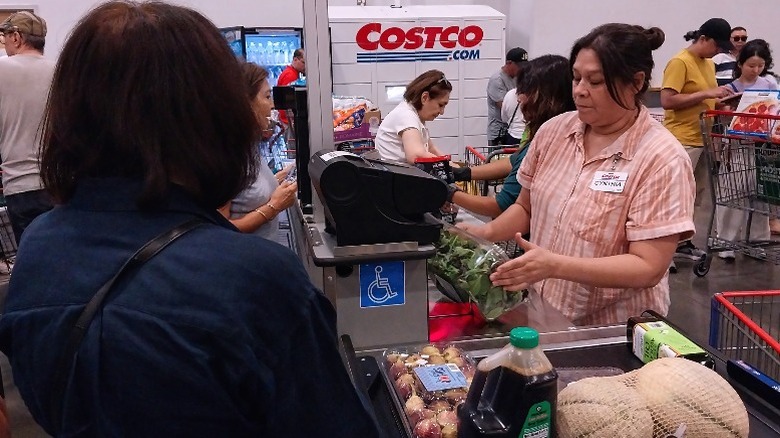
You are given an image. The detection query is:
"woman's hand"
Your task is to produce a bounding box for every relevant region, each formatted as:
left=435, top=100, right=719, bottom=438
left=489, top=234, right=558, bottom=291
left=275, top=164, right=295, bottom=184
left=709, top=86, right=734, bottom=99
left=269, top=181, right=298, bottom=211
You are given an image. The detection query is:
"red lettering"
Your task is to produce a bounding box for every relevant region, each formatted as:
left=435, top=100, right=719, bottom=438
left=355, top=23, right=484, bottom=51
left=459, top=25, right=483, bottom=48
left=440, top=26, right=459, bottom=49
left=422, top=27, right=443, bottom=49
left=380, top=26, right=405, bottom=50
left=404, top=27, right=424, bottom=50
left=356, top=22, right=381, bottom=51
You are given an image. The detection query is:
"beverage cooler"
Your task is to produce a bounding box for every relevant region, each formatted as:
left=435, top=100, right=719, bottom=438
left=219, top=26, right=303, bottom=86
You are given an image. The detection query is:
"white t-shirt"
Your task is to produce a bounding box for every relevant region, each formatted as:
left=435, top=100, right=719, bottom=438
left=764, top=74, right=779, bottom=89
left=375, top=101, right=429, bottom=162
left=500, top=88, right=525, bottom=140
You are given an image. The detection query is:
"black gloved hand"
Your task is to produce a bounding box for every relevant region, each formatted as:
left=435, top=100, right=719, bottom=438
left=451, top=166, right=472, bottom=182
left=446, top=184, right=461, bottom=203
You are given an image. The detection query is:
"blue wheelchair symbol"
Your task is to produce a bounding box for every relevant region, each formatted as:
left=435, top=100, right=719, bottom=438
left=360, top=262, right=405, bottom=308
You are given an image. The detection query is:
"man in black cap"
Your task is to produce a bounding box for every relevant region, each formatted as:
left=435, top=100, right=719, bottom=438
left=486, top=47, right=528, bottom=145
left=661, top=17, right=735, bottom=269
left=0, top=11, right=55, bottom=244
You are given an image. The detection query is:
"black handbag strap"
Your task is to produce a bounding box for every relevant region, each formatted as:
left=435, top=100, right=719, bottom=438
left=49, top=218, right=206, bottom=432
left=508, top=102, right=519, bottom=125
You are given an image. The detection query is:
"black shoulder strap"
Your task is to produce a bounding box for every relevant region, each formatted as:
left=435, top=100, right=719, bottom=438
left=49, top=218, right=206, bottom=432
left=508, top=102, right=520, bottom=125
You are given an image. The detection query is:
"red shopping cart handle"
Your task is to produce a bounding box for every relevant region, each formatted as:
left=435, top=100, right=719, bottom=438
left=704, top=109, right=780, bottom=120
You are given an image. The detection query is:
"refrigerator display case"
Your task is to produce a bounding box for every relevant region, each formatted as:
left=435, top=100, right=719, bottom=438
left=219, top=26, right=304, bottom=87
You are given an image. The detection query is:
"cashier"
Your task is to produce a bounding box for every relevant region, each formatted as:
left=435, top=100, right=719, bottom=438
left=374, top=69, right=452, bottom=163
left=461, top=24, right=696, bottom=326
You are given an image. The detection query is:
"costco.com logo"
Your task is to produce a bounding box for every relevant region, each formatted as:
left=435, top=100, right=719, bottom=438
left=355, top=23, right=483, bottom=63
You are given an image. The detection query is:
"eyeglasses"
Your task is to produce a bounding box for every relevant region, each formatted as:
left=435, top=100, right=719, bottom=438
left=0, top=29, right=17, bottom=43
left=732, top=36, right=748, bottom=42
left=429, top=75, right=451, bottom=89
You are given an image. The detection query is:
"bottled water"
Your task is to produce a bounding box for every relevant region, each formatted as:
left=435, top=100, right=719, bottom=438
left=280, top=41, right=289, bottom=64
left=257, top=43, right=266, bottom=66
left=247, top=42, right=257, bottom=64
left=274, top=42, right=282, bottom=65
left=265, top=41, right=274, bottom=65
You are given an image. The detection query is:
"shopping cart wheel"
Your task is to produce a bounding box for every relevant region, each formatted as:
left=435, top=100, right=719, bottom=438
left=693, top=258, right=710, bottom=277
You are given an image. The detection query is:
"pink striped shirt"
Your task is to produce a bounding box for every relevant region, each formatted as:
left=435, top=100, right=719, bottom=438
left=517, top=107, right=695, bottom=325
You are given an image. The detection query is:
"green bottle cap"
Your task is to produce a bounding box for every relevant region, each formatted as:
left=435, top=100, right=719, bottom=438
left=510, top=327, right=539, bottom=349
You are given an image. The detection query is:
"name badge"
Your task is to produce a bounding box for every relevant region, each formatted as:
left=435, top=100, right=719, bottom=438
left=590, top=171, right=628, bottom=193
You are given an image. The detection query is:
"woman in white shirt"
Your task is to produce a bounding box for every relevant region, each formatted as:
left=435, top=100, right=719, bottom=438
left=499, top=88, right=526, bottom=144
left=375, top=70, right=452, bottom=163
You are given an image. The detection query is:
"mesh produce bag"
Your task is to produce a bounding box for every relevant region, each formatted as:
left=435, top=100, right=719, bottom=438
left=557, top=357, right=749, bottom=438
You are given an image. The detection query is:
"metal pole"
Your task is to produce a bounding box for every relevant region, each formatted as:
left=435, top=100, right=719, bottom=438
left=302, top=0, right=333, bottom=224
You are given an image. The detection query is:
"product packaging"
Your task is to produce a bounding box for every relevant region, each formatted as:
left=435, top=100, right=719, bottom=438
left=383, top=344, right=477, bottom=438
left=428, top=224, right=527, bottom=321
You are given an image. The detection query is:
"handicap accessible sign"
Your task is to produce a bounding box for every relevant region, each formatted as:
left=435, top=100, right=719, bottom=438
left=359, top=261, right=405, bottom=308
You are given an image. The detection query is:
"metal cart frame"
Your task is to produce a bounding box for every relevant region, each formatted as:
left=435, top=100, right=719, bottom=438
left=462, top=145, right=519, bottom=196
left=709, top=290, right=780, bottom=382
left=697, top=109, right=780, bottom=276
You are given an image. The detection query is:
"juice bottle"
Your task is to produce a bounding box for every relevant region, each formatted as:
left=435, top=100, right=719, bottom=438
left=457, top=327, right=557, bottom=438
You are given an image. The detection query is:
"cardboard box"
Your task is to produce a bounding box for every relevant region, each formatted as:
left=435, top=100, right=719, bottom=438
left=333, top=109, right=381, bottom=142
left=727, top=89, right=780, bottom=140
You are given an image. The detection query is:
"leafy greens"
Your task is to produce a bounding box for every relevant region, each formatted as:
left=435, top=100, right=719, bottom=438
left=428, top=229, right=525, bottom=320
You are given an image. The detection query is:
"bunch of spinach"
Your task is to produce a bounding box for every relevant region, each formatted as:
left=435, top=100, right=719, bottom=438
left=428, top=229, right=524, bottom=320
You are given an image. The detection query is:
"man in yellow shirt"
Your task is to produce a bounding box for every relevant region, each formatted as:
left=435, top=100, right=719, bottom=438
left=661, top=18, right=734, bottom=269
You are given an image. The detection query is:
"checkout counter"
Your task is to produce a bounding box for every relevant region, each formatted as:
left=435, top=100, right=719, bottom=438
left=288, top=149, right=780, bottom=437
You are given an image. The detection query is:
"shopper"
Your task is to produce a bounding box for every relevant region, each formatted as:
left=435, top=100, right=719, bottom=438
left=0, top=2, right=379, bottom=437
left=276, top=48, right=304, bottom=126
left=374, top=69, right=451, bottom=163
left=499, top=87, right=526, bottom=145
left=0, top=11, right=55, bottom=244
left=713, top=26, right=747, bottom=86
left=486, top=48, right=529, bottom=145
left=716, top=39, right=777, bottom=260
left=460, top=24, right=695, bottom=326
left=449, top=55, right=575, bottom=218
left=661, top=18, right=735, bottom=268
left=219, top=62, right=298, bottom=241
left=724, top=39, right=777, bottom=93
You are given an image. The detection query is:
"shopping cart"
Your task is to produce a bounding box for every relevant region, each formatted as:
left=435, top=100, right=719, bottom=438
left=697, top=109, right=780, bottom=276
left=461, top=145, right=523, bottom=257
left=462, top=145, right=519, bottom=196
left=709, top=290, right=780, bottom=382
left=0, top=204, right=16, bottom=275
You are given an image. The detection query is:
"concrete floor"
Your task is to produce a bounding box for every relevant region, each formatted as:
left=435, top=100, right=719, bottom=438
left=0, top=200, right=778, bottom=436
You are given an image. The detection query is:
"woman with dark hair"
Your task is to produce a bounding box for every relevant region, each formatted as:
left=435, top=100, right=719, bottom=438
left=448, top=55, right=575, bottom=218
left=375, top=69, right=452, bottom=163
left=219, top=62, right=298, bottom=240
left=462, top=24, right=696, bottom=326
left=661, top=18, right=735, bottom=264
left=715, top=39, right=777, bottom=260
left=0, top=2, right=378, bottom=436
left=726, top=39, right=777, bottom=92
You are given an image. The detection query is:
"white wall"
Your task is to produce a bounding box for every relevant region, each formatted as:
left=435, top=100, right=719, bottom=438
left=12, top=0, right=780, bottom=78
left=527, top=0, right=780, bottom=87
left=0, top=0, right=303, bottom=59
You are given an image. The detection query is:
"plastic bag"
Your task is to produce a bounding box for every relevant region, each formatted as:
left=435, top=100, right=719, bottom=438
left=428, top=224, right=527, bottom=320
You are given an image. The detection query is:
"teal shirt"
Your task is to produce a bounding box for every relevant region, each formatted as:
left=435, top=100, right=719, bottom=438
left=495, top=141, right=530, bottom=211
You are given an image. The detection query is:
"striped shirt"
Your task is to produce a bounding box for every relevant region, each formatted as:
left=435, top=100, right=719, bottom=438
left=517, top=107, right=695, bottom=325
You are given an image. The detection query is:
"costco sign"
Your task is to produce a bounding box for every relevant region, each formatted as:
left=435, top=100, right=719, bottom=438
left=355, top=23, right=483, bottom=63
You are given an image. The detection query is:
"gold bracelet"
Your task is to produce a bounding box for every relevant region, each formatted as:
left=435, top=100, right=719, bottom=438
left=266, top=202, right=279, bottom=212
left=254, top=206, right=271, bottom=221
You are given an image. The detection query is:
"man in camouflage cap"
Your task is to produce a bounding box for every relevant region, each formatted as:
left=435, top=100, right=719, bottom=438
left=0, top=11, right=55, bottom=244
